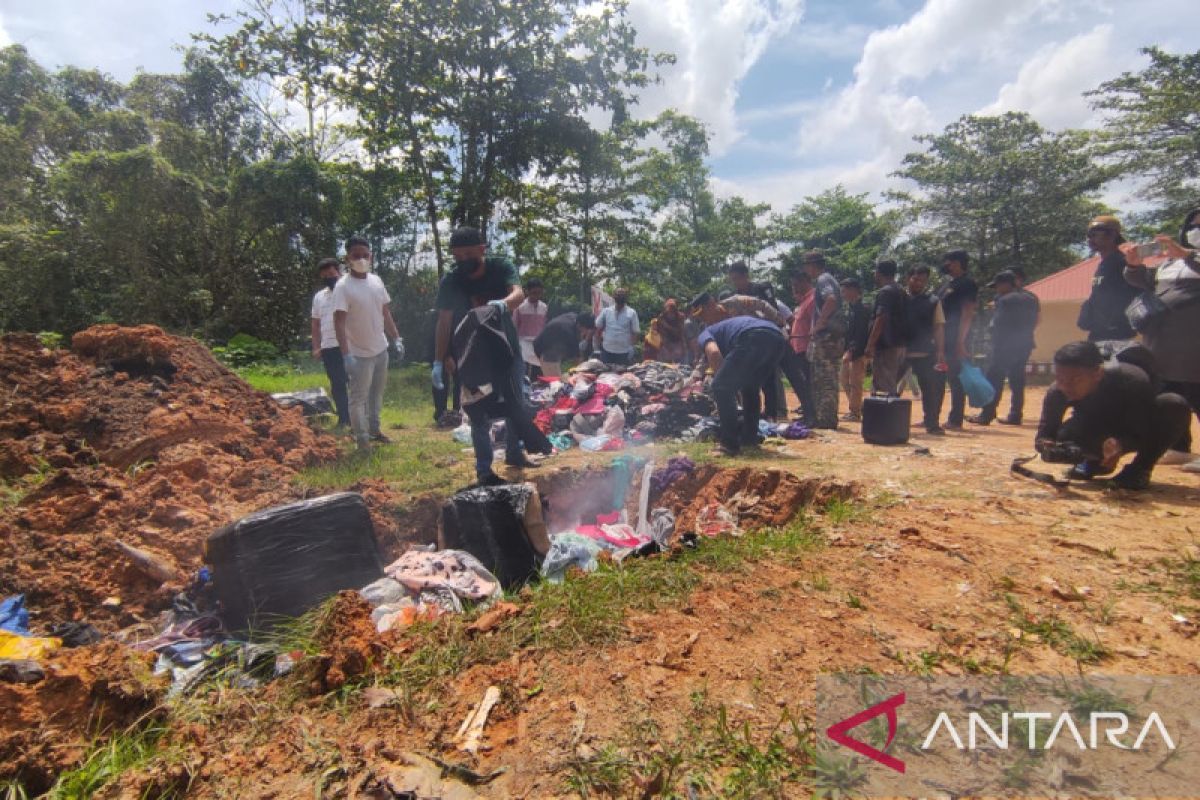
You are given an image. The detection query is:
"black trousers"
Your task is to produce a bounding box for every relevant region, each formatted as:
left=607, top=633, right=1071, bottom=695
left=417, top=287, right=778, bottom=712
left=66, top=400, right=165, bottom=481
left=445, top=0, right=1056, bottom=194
left=1059, top=392, right=1191, bottom=474
left=711, top=329, right=786, bottom=451
left=320, top=347, right=351, bottom=426
left=980, top=347, right=1032, bottom=422
left=432, top=366, right=462, bottom=419
left=600, top=349, right=632, bottom=366
left=906, top=354, right=946, bottom=430
left=778, top=348, right=814, bottom=423
left=1162, top=381, right=1200, bottom=452
left=945, top=355, right=967, bottom=425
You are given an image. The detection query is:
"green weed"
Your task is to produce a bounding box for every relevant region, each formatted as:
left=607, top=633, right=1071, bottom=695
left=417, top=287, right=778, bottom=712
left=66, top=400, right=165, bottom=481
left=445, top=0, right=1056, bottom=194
left=47, top=722, right=183, bottom=800
left=1005, top=594, right=1109, bottom=664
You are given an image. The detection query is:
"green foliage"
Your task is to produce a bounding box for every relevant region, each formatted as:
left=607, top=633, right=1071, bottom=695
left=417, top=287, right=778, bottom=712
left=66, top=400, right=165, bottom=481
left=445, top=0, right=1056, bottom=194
left=47, top=723, right=179, bottom=799
left=773, top=186, right=899, bottom=288
left=212, top=333, right=280, bottom=367
left=892, top=112, right=1108, bottom=282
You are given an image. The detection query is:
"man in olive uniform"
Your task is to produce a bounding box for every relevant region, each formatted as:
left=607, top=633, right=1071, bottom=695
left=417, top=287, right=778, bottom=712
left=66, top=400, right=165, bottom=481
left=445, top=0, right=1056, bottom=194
left=802, top=250, right=844, bottom=429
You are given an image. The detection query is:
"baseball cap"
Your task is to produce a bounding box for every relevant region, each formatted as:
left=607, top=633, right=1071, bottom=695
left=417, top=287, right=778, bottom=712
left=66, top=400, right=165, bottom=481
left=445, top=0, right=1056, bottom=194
left=449, top=226, right=485, bottom=248
left=1088, top=215, right=1121, bottom=234
left=987, top=270, right=1017, bottom=288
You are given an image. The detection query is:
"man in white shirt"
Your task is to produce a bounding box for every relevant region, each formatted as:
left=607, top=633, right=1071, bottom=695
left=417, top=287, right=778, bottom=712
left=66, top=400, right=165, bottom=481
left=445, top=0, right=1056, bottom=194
left=310, top=258, right=350, bottom=427
left=512, top=278, right=549, bottom=380
left=593, top=287, right=640, bottom=366
left=332, top=235, right=401, bottom=450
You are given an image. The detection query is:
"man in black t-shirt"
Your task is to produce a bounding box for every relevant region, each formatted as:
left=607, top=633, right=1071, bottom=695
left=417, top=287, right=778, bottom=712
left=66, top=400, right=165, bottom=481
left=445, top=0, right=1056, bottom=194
left=972, top=270, right=1039, bottom=425
left=904, top=266, right=947, bottom=434
left=937, top=249, right=979, bottom=429
left=727, top=260, right=778, bottom=306
left=1078, top=215, right=1140, bottom=343
left=1036, top=341, right=1190, bottom=490
left=865, top=260, right=907, bottom=395
left=533, top=312, right=595, bottom=377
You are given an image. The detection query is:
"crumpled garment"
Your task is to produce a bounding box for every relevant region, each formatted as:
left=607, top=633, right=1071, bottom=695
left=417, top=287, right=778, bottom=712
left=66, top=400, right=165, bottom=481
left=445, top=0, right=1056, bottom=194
left=695, top=503, right=742, bottom=538
left=573, top=359, right=608, bottom=374
left=0, top=632, right=60, bottom=660
left=572, top=414, right=604, bottom=438
left=780, top=420, right=812, bottom=440
left=576, top=383, right=614, bottom=415
left=384, top=550, right=501, bottom=603
left=359, top=577, right=408, bottom=607
left=649, top=508, right=676, bottom=548
left=371, top=598, right=444, bottom=632
left=601, top=405, right=626, bottom=437
left=651, top=456, right=695, bottom=494
left=680, top=417, right=719, bottom=442
left=758, top=419, right=781, bottom=438
left=451, top=423, right=473, bottom=444
left=575, top=523, right=648, bottom=549
left=0, top=595, right=29, bottom=635
left=580, top=434, right=612, bottom=451
left=548, top=432, right=573, bottom=450
left=541, top=533, right=604, bottom=582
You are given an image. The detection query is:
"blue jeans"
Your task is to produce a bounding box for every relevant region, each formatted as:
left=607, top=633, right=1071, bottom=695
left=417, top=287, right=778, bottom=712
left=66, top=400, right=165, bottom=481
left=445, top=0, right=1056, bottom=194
left=469, top=351, right=534, bottom=477
left=320, top=348, right=351, bottom=426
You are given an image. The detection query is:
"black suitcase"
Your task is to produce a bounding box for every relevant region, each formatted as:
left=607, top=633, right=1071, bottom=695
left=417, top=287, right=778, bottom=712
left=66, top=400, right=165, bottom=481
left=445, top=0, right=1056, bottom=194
left=206, top=492, right=385, bottom=633
left=862, top=394, right=911, bottom=445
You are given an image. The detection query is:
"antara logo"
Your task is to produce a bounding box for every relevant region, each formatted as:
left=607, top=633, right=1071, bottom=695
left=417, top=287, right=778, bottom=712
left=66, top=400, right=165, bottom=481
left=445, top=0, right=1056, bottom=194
left=826, top=692, right=907, bottom=773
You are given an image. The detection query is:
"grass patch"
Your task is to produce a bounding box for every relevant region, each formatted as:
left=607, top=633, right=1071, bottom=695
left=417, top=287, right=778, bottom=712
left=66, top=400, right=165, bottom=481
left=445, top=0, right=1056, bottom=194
left=46, top=721, right=184, bottom=800
left=0, top=457, right=53, bottom=510
left=1005, top=594, right=1109, bottom=664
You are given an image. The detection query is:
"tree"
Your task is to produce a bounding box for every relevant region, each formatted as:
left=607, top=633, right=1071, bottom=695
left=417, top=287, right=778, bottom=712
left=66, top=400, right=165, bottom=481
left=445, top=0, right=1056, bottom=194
left=1087, top=46, right=1200, bottom=223
left=892, top=112, right=1109, bottom=281
left=772, top=186, right=897, bottom=287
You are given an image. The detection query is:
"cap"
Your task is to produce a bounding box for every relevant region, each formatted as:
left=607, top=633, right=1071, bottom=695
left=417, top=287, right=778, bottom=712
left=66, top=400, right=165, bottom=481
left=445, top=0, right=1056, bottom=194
left=689, top=292, right=712, bottom=310
left=1088, top=215, right=1121, bottom=233
left=987, top=270, right=1017, bottom=288
left=839, top=277, right=862, bottom=289
left=449, top=226, right=485, bottom=248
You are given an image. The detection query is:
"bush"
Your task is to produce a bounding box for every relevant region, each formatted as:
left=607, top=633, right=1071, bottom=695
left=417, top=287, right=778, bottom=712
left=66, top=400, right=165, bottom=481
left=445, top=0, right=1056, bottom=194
left=212, top=333, right=280, bottom=368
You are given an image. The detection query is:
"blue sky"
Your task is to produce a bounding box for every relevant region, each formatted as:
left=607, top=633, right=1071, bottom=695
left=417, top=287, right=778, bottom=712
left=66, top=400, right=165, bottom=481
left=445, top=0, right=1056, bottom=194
left=2, top=0, right=1196, bottom=214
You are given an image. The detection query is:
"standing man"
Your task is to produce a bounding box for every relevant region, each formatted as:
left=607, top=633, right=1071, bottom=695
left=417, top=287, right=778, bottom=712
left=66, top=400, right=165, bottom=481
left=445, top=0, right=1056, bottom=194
left=865, top=260, right=908, bottom=395
left=937, top=250, right=979, bottom=430
left=803, top=251, right=844, bottom=429
left=903, top=266, right=947, bottom=435
left=727, top=260, right=777, bottom=305
left=972, top=270, right=1040, bottom=426
left=333, top=236, right=401, bottom=450
left=311, top=258, right=350, bottom=429
left=594, top=288, right=640, bottom=366
left=434, top=227, right=548, bottom=483
left=1078, top=215, right=1140, bottom=343
left=839, top=278, right=870, bottom=422
left=513, top=278, right=549, bottom=380
left=698, top=316, right=787, bottom=457
left=784, top=271, right=817, bottom=423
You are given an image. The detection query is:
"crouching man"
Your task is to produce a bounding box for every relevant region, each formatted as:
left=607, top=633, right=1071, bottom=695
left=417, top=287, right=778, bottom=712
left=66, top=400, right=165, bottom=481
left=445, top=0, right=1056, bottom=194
left=1036, top=341, right=1190, bottom=490
left=697, top=316, right=786, bottom=457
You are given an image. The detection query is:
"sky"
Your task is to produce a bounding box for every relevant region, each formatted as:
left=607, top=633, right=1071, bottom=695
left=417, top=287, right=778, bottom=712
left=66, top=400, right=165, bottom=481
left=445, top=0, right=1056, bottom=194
left=2, top=0, right=1197, bottom=215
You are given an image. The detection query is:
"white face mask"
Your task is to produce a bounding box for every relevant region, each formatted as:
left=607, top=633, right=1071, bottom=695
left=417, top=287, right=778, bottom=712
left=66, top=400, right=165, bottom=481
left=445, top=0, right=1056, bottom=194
left=1186, top=229, right=1200, bottom=249
left=349, top=258, right=370, bottom=274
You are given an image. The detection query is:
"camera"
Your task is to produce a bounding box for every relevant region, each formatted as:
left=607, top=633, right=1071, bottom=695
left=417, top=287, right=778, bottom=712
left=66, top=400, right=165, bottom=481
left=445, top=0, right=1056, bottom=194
left=1037, top=441, right=1086, bottom=464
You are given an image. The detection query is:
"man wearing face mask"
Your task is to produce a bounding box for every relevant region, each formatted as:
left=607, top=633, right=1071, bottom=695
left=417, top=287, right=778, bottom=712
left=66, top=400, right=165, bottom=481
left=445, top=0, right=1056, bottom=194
left=594, top=288, right=640, bottom=366
left=310, top=258, right=350, bottom=428
left=333, top=235, right=402, bottom=450
left=434, top=226, right=549, bottom=484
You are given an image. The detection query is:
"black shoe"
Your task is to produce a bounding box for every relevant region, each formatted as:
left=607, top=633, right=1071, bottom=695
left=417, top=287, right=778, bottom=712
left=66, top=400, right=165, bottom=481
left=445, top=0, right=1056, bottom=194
left=943, top=421, right=964, bottom=431
left=476, top=472, right=507, bottom=487
left=967, top=415, right=993, bottom=425
left=925, top=426, right=946, bottom=436
left=1110, top=467, right=1150, bottom=491
left=712, top=443, right=741, bottom=457
left=997, top=417, right=1022, bottom=426
left=370, top=432, right=393, bottom=443
left=1066, top=462, right=1098, bottom=481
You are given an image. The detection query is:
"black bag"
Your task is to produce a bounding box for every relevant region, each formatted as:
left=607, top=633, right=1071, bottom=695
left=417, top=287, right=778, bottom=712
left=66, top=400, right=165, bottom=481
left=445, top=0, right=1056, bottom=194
left=1125, top=291, right=1169, bottom=333
left=206, top=492, right=384, bottom=633
left=862, top=394, right=911, bottom=445
left=438, top=484, right=550, bottom=590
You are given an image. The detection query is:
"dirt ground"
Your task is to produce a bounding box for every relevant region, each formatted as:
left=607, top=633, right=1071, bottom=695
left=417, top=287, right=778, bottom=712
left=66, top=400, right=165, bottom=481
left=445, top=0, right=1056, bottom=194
left=6, top=335, right=1200, bottom=797
left=124, top=389, right=1200, bottom=798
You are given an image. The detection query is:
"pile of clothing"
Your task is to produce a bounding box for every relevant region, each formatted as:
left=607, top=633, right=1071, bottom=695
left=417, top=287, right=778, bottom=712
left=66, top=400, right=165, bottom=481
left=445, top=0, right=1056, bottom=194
left=360, top=549, right=502, bottom=633
left=528, top=360, right=716, bottom=448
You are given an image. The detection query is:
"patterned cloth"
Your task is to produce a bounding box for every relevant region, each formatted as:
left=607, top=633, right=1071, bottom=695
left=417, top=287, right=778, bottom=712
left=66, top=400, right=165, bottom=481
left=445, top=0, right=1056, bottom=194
left=807, top=333, right=843, bottom=428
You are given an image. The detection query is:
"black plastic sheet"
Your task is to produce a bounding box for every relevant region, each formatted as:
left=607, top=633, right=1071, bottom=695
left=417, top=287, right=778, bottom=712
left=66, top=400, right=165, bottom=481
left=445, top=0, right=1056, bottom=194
left=438, top=485, right=549, bottom=590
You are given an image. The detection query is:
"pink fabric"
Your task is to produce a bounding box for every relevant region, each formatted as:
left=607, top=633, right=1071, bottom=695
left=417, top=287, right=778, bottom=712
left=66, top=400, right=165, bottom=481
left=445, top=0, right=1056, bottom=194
left=790, top=290, right=815, bottom=354
left=575, top=523, right=646, bottom=548
left=576, top=383, right=614, bottom=415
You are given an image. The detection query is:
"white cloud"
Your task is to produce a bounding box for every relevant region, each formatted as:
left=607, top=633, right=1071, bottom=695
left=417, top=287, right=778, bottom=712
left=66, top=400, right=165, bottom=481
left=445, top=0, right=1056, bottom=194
left=625, top=0, right=804, bottom=154
left=0, top=12, right=11, bottom=48
left=979, top=25, right=1120, bottom=129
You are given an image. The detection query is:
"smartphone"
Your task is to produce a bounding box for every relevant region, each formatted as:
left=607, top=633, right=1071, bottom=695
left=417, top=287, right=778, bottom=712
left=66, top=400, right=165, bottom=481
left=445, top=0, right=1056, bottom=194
left=1134, top=241, right=1163, bottom=259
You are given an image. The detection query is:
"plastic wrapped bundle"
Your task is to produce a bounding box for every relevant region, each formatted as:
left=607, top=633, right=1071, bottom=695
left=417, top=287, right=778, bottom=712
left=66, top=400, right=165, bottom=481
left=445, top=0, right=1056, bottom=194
left=205, top=493, right=385, bottom=633
left=438, top=484, right=550, bottom=589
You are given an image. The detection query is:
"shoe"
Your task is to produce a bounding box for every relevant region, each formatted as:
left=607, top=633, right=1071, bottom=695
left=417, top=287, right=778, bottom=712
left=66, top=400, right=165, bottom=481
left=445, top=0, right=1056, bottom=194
left=1159, top=450, right=1195, bottom=466
left=1067, top=461, right=1103, bottom=481
left=1181, top=459, right=1200, bottom=474
left=997, top=417, right=1022, bottom=426
left=943, top=421, right=964, bottom=431
left=924, top=426, right=946, bottom=436
left=505, top=455, right=543, bottom=469
left=712, top=443, right=741, bottom=458
left=840, top=412, right=861, bottom=422
left=476, top=472, right=507, bottom=487
left=967, top=415, right=993, bottom=425
left=370, top=432, right=393, bottom=444
left=1110, top=467, right=1150, bottom=491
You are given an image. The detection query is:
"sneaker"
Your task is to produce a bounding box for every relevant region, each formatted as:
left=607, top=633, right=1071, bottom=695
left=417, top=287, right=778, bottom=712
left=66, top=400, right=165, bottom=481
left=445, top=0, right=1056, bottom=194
left=1111, top=467, right=1151, bottom=491
left=1159, top=450, right=1195, bottom=466
left=967, top=414, right=994, bottom=425
left=1066, top=462, right=1096, bottom=481
left=370, top=432, right=393, bottom=444
left=997, top=417, right=1022, bottom=426
left=840, top=412, right=861, bottom=422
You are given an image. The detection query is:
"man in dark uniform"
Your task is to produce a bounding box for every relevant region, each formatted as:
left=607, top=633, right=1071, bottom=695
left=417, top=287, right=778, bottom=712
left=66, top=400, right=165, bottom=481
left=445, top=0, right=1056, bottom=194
left=697, top=316, right=787, bottom=456
left=972, top=270, right=1039, bottom=425
left=1078, top=215, right=1140, bottom=343
left=937, top=249, right=979, bottom=430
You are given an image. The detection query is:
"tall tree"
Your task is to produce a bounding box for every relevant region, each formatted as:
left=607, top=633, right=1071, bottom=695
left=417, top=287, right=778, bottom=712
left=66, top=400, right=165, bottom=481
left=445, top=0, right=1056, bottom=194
left=1087, top=46, right=1200, bottom=223
left=892, top=112, right=1109, bottom=281
left=772, top=186, right=897, bottom=287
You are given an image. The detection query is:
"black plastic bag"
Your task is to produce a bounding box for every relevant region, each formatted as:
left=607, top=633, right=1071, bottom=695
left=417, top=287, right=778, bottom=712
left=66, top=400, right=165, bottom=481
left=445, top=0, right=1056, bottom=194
left=206, top=493, right=384, bottom=633
left=271, top=387, right=334, bottom=416
left=439, top=484, right=549, bottom=590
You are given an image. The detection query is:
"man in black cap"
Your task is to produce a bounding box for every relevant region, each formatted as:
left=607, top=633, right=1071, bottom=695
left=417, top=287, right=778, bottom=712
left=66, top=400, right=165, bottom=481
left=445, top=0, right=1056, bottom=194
left=937, top=249, right=979, bottom=429
left=1078, top=215, right=1139, bottom=343
left=971, top=270, right=1039, bottom=425
left=434, top=226, right=548, bottom=484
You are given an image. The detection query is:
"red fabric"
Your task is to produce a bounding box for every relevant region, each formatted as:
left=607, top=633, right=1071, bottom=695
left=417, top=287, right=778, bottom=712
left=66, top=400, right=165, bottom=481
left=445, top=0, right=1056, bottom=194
left=534, top=408, right=554, bottom=433
left=576, top=383, right=614, bottom=415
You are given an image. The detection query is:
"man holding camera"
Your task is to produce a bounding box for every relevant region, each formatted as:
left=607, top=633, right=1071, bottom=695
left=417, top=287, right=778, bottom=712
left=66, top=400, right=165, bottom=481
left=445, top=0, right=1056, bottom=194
left=1035, top=341, right=1191, bottom=490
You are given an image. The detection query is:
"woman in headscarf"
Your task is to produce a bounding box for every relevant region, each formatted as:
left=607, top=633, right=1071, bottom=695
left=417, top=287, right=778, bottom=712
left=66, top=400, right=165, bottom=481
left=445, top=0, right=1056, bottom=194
left=644, top=298, right=691, bottom=363
left=1123, top=208, right=1200, bottom=473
